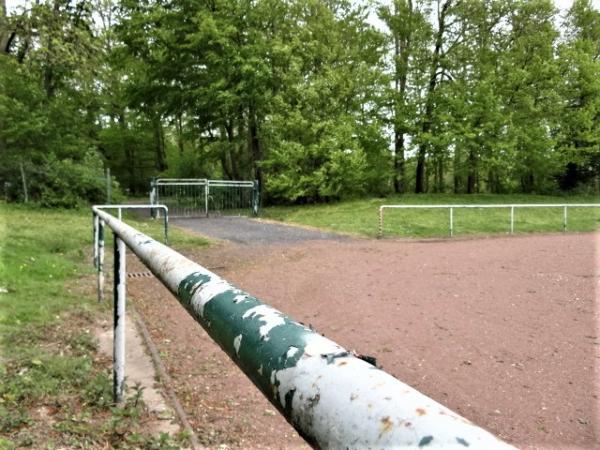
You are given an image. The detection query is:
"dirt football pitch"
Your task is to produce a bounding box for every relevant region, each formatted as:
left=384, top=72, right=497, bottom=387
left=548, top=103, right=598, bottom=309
left=128, top=220, right=598, bottom=449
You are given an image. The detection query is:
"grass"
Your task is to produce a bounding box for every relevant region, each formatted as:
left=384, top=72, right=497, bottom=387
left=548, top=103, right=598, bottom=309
left=0, top=202, right=209, bottom=449
left=263, top=194, right=600, bottom=238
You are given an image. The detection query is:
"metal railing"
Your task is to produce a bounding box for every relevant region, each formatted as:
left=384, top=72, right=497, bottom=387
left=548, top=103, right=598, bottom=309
left=93, top=204, right=168, bottom=302
left=150, top=178, right=259, bottom=218
left=91, top=206, right=515, bottom=449
left=378, top=203, right=600, bottom=238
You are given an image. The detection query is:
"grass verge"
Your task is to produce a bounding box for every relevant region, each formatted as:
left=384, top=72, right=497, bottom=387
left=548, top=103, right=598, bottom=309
left=0, top=203, right=208, bottom=449
left=263, top=194, right=600, bottom=238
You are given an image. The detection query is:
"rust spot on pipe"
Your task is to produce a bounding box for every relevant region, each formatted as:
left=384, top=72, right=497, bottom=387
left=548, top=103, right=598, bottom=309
left=381, top=416, right=394, bottom=433
left=416, top=408, right=427, bottom=416
left=337, top=361, right=348, bottom=366
left=379, top=416, right=393, bottom=436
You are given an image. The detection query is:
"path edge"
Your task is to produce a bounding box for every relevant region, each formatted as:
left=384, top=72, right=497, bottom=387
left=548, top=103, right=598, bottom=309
left=129, top=304, right=205, bottom=450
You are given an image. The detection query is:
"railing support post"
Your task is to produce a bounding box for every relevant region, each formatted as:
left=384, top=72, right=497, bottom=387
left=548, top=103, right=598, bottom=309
left=93, top=213, right=99, bottom=268
left=204, top=181, right=209, bottom=217
left=113, top=235, right=126, bottom=404
left=449, top=207, right=454, bottom=237
left=252, top=180, right=260, bottom=216
left=510, top=206, right=514, bottom=235
left=378, top=206, right=384, bottom=238
left=164, top=213, right=169, bottom=245
left=563, top=206, right=568, bottom=232
left=97, top=219, right=105, bottom=301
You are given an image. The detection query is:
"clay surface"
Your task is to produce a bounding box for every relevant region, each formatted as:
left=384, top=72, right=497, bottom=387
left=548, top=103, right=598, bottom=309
left=128, top=229, right=599, bottom=449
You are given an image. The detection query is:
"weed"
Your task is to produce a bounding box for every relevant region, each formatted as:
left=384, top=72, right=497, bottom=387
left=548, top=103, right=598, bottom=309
left=0, top=204, right=200, bottom=448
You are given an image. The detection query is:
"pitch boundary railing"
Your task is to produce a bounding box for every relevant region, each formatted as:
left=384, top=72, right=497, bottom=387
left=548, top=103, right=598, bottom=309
left=378, top=203, right=600, bottom=238
left=91, top=206, right=514, bottom=449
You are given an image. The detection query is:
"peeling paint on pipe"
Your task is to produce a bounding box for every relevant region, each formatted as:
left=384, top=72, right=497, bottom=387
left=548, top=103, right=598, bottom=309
left=92, top=207, right=516, bottom=449
left=113, top=235, right=126, bottom=403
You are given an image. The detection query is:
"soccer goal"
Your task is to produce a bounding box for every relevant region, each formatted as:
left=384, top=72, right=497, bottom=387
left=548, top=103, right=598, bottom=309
left=150, top=178, right=259, bottom=218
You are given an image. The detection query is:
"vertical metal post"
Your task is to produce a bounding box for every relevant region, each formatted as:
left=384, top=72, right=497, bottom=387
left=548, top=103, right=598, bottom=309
left=105, top=168, right=112, bottom=203
left=118, top=207, right=122, bottom=221
left=93, top=213, right=99, bottom=268
left=205, top=181, right=209, bottom=217
left=155, top=182, right=161, bottom=219
left=449, top=207, right=454, bottom=237
left=563, top=206, right=568, bottom=232
left=113, top=235, right=126, bottom=404
left=510, top=206, right=514, bottom=235
left=97, top=220, right=105, bottom=301
left=378, top=206, right=384, bottom=238
left=252, top=180, right=260, bottom=216
left=164, top=210, right=169, bottom=245
left=150, top=180, right=156, bottom=219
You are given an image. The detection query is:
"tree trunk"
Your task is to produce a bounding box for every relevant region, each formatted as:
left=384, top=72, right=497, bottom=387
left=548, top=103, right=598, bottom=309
left=453, top=148, right=462, bottom=193
left=488, top=168, right=500, bottom=194
left=415, top=0, right=452, bottom=194
left=435, top=156, right=444, bottom=192
left=248, top=107, right=263, bottom=192
left=392, top=0, right=413, bottom=194
left=152, top=114, right=167, bottom=171
left=119, top=113, right=136, bottom=192
left=467, top=147, right=478, bottom=194
left=20, top=162, right=28, bottom=203
left=0, top=0, right=12, bottom=55
left=394, top=132, right=405, bottom=193
left=176, top=113, right=185, bottom=154
left=221, top=122, right=235, bottom=180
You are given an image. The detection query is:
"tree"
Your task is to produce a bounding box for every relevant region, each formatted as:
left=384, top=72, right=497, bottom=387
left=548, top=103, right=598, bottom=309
left=0, top=0, right=107, bottom=206
left=497, top=0, right=561, bottom=192
left=379, top=0, right=430, bottom=193
left=556, top=0, right=600, bottom=191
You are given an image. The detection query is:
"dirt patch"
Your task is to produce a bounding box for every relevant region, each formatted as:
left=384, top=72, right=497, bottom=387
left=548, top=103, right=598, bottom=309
left=127, top=232, right=599, bottom=449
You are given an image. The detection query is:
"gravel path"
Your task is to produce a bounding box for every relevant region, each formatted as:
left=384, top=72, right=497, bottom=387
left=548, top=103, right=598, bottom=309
left=172, top=216, right=347, bottom=244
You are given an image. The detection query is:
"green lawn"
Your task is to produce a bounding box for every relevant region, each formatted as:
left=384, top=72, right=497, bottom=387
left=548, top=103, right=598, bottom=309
left=0, top=203, right=207, bottom=449
left=263, top=194, right=600, bottom=238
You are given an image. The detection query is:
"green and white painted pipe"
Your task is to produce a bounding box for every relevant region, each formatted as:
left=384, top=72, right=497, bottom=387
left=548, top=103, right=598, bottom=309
left=92, top=206, right=515, bottom=449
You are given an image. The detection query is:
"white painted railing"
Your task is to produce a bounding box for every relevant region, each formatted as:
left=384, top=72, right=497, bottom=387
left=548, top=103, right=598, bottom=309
left=93, top=204, right=168, bottom=302
left=92, top=206, right=515, bottom=449
left=378, top=203, right=600, bottom=238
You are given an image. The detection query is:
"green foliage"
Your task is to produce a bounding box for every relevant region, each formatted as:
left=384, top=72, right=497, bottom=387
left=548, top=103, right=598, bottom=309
left=0, top=1, right=110, bottom=206
left=556, top=0, right=600, bottom=191
left=2, top=0, right=600, bottom=204
left=36, top=153, right=108, bottom=208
